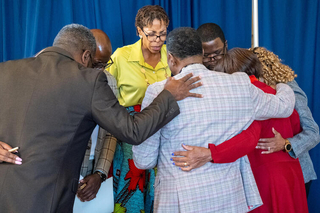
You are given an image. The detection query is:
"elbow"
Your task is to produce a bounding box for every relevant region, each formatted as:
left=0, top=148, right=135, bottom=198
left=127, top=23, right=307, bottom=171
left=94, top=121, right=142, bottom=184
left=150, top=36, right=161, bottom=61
left=134, top=160, right=156, bottom=170
left=133, top=155, right=157, bottom=170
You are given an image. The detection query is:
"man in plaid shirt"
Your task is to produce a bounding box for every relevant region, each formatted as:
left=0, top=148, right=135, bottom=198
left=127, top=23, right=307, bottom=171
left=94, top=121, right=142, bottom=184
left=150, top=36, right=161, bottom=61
left=78, top=29, right=118, bottom=202
left=133, top=27, right=296, bottom=213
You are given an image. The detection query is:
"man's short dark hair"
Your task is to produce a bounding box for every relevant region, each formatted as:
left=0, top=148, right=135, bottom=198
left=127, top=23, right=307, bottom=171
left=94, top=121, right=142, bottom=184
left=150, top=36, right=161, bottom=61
left=197, top=23, right=226, bottom=43
left=166, top=27, right=203, bottom=59
left=53, top=24, right=96, bottom=56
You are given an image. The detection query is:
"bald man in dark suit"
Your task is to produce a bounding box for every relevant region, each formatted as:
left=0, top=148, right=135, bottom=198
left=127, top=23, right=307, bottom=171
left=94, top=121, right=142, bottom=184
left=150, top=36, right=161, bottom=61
left=0, top=24, right=201, bottom=213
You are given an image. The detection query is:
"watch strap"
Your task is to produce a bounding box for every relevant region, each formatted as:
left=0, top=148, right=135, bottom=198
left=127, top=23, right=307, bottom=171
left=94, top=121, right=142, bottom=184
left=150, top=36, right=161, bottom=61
left=95, top=171, right=107, bottom=182
left=284, top=139, right=292, bottom=153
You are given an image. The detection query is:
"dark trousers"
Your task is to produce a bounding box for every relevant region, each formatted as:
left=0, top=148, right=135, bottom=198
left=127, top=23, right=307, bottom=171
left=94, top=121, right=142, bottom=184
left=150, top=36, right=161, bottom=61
left=305, top=181, right=312, bottom=198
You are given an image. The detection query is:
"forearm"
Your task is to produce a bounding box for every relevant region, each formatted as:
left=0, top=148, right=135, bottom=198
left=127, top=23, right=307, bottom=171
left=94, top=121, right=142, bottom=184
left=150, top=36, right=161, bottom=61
left=287, top=80, right=320, bottom=158
left=95, top=131, right=117, bottom=175
left=92, top=73, right=179, bottom=145
left=209, top=121, right=261, bottom=163
left=253, top=83, right=295, bottom=120
left=132, top=131, right=160, bottom=170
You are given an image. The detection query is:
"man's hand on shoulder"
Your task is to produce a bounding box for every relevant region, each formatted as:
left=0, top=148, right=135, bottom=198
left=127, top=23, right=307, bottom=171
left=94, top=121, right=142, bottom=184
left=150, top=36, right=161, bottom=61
left=164, top=73, right=203, bottom=101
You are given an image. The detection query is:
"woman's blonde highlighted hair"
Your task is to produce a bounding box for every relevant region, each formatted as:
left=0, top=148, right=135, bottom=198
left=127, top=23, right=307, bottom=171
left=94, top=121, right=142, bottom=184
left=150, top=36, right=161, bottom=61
left=250, top=47, right=297, bottom=85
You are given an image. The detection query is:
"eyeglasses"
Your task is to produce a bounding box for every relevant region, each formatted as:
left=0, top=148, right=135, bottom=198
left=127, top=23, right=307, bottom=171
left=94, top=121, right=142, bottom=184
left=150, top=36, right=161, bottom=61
left=92, top=57, right=114, bottom=70
left=203, top=44, right=226, bottom=62
left=203, top=53, right=225, bottom=62
left=142, top=30, right=167, bottom=42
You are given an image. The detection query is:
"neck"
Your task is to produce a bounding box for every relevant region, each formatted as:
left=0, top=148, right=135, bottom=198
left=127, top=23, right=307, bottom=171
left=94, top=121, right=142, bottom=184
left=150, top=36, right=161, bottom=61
left=178, top=55, right=203, bottom=71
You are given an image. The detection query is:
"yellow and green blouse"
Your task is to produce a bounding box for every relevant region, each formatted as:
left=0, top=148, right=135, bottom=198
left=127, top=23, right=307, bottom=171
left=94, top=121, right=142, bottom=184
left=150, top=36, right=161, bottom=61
left=106, top=39, right=170, bottom=107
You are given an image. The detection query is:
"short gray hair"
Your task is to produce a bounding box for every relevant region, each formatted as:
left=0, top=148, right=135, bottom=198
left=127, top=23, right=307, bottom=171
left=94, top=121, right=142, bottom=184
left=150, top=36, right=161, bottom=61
left=53, top=24, right=96, bottom=56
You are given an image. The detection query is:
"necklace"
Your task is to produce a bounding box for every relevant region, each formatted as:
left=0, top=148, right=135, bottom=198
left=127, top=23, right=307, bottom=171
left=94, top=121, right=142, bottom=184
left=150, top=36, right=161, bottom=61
left=140, top=66, right=168, bottom=86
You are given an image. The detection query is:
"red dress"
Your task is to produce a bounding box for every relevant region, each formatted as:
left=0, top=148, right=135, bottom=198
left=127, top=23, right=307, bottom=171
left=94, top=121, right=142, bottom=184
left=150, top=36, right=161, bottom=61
left=209, top=77, right=308, bottom=213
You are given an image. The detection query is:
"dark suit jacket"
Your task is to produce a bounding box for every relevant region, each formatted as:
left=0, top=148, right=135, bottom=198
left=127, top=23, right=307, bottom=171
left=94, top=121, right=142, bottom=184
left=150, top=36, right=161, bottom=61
left=0, top=47, right=179, bottom=213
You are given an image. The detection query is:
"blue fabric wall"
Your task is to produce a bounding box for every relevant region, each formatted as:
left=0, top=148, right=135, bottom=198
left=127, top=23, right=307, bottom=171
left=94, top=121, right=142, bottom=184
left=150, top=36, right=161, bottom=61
left=1, top=0, right=319, bottom=211
left=258, top=2, right=320, bottom=212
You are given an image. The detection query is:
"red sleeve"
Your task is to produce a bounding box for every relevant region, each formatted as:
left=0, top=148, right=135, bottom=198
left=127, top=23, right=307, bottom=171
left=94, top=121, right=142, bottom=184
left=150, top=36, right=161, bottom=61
left=209, top=121, right=261, bottom=163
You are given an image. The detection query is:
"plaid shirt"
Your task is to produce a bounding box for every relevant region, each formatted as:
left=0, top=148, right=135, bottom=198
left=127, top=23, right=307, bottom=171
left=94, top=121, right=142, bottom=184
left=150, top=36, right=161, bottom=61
left=133, top=64, right=295, bottom=213
left=80, top=71, right=118, bottom=177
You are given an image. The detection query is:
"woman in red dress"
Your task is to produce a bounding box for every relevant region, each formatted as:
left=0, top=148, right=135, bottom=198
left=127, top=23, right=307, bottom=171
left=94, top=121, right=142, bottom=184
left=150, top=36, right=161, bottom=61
left=212, top=48, right=308, bottom=213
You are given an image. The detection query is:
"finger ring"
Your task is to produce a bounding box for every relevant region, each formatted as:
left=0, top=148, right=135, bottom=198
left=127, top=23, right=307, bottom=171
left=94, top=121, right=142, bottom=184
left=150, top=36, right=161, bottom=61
left=184, top=162, right=187, bottom=166
left=268, top=147, right=271, bottom=151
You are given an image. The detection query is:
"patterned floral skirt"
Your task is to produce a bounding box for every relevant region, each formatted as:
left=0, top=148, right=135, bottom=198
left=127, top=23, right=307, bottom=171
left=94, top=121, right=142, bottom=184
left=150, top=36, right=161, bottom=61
left=113, top=105, right=155, bottom=213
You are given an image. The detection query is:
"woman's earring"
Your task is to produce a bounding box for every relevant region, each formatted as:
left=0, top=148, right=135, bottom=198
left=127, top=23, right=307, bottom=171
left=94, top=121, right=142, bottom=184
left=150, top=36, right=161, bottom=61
left=139, top=35, right=142, bottom=38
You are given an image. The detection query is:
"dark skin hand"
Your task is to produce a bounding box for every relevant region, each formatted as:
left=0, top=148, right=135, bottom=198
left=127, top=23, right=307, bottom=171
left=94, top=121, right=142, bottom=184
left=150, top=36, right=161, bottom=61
left=0, top=141, right=22, bottom=164
left=171, top=144, right=212, bottom=171
left=256, top=128, right=286, bottom=154
left=77, top=173, right=102, bottom=202
left=164, top=73, right=203, bottom=101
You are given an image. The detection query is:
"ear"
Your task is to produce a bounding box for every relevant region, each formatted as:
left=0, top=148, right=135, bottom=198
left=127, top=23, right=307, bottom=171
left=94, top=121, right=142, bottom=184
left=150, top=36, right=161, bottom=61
left=168, top=53, right=176, bottom=67
left=81, top=50, right=92, bottom=68
left=137, top=27, right=143, bottom=38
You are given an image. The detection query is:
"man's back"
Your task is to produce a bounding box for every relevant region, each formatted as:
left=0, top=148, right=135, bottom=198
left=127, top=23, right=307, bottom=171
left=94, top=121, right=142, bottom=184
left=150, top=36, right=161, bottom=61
left=134, top=63, right=295, bottom=212
left=134, top=64, right=261, bottom=212
left=0, top=47, right=102, bottom=212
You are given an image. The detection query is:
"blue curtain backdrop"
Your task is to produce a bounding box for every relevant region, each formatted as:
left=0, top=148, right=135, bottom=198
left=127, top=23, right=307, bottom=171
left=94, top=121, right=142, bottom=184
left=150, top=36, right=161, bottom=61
left=1, top=0, right=319, bottom=211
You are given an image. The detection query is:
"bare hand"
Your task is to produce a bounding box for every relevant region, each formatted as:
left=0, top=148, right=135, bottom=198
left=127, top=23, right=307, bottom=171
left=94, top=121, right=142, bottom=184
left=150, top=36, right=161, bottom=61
left=77, top=173, right=102, bottom=202
left=256, top=128, right=286, bottom=154
left=171, top=144, right=212, bottom=171
left=164, top=73, right=203, bottom=101
left=0, top=141, right=22, bottom=164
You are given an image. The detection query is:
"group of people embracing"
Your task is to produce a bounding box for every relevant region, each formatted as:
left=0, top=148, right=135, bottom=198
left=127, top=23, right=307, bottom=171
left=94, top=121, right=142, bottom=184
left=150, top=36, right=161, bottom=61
left=106, top=5, right=318, bottom=213
left=0, top=4, right=318, bottom=213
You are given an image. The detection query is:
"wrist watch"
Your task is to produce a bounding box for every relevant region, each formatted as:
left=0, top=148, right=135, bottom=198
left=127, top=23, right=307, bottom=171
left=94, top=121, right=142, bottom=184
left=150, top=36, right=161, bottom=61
left=284, top=139, right=292, bottom=153
left=95, top=171, right=107, bottom=182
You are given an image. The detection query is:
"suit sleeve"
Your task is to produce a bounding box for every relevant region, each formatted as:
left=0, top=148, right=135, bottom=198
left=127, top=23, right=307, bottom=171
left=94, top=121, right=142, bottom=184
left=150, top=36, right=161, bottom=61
left=132, top=84, right=163, bottom=169
left=250, top=82, right=295, bottom=120
left=209, top=121, right=261, bottom=163
left=91, top=72, right=179, bottom=145
left=286, top=80, right=320, bottom=158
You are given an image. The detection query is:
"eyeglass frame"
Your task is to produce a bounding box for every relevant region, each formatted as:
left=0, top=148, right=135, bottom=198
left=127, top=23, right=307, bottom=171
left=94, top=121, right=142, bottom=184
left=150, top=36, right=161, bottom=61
left=202, top=44, right=227, bottom=62
left=92, top=57, right=114, bottom=70
left=142, top=30, right=167, bottom=42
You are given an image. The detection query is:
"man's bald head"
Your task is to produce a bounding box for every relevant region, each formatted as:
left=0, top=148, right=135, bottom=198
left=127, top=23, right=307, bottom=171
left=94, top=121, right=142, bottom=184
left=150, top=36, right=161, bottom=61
left=90, top=29, right=112, bottom=70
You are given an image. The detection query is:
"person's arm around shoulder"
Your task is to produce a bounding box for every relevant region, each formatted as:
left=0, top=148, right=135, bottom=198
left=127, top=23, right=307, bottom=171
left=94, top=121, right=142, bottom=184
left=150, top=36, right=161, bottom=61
left=92, top=72, right=202, bottom=145
left=286, top=80, right=320, bottom=158
left=171, top=121, right=261, bottom=171
left=251, top=82, right=295, bottom=120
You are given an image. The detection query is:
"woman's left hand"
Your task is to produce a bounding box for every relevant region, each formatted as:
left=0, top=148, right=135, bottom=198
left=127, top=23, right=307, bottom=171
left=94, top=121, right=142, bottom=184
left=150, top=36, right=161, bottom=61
left=256, top=128, right=286, bottom=154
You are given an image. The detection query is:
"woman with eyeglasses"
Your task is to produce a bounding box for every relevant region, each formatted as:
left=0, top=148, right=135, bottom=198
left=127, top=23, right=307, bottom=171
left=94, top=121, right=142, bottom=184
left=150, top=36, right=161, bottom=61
left=106, top=5, right=170, bottom=213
